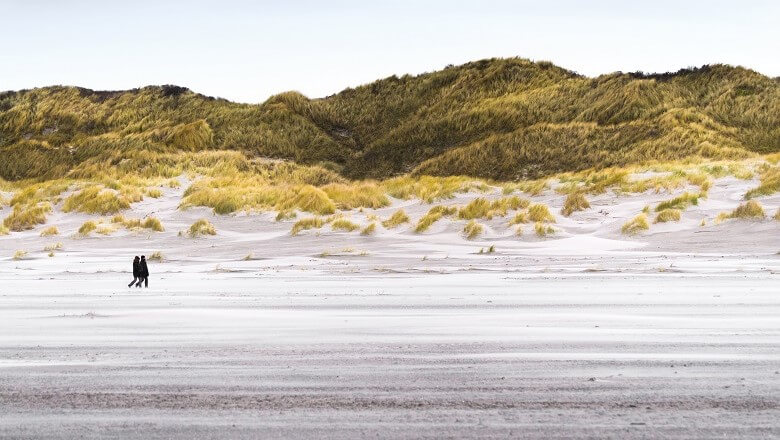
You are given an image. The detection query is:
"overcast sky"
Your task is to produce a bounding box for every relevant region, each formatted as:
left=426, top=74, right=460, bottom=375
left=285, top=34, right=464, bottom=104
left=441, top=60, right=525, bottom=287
left=1, top=0, right=778, bottom=103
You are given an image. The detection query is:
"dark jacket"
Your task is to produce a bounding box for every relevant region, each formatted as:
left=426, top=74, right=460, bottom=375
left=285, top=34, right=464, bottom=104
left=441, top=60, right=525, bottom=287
left=133, top=259, right=141, bottom=277
left=140, top=259, right=149, bottom=277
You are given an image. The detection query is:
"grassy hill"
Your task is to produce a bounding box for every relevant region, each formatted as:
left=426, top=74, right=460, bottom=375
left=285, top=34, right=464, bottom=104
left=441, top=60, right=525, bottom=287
left=1, top=58, right=778, bottom=182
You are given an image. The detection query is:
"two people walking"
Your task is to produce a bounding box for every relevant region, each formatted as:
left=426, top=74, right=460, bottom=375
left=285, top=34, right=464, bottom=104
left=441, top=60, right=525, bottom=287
left=128, top=255, right=150, bottom=288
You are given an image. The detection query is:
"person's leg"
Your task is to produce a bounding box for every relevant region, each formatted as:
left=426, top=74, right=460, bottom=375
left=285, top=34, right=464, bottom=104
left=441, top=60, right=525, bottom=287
left=128, top=277, right=137, bottom=287
left=135, top=278, right=142, bottom=287
left=144, top=277, right=148, bottom=288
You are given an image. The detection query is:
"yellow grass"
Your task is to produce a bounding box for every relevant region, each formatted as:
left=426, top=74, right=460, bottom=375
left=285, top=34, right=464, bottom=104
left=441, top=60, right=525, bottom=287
left=148, top=251, right=164, bottom=261
left=146, top=188, right=163, bottom=198
left=322, top=183, right=390, bottom=209
left=621, top=214, right=650, bottom=235
left=415, top=205, right=457, bottom=232
left=509, top=211, right=529, bottom=225
left=63, top=186, right=130, bottom=215
left=13, top=250, right=28, bottom=260
left=40, top=226, right=59, bottom=237
left=654, top=209, right=682, bottom=223
left=719, top=200, right=766, bottom=220
left=188, top=218, right=217, bottom=237
left=458, top=196, right=528, bottom=220
left=331, top=218, right=360, bottom=232
left=381, top=209, right=410, bottom=228
left=0, top=224, right=9, bottom=235
left=528, top=204, right=556, bottom=223
left=291, top=217, right=324, bottom=235
left=43, top=242, right=63, bottom=252
left=463, top=220, right=483, bottom=240
left=142, top=217, right=164, bottom=232
left=561, top=192, right=590, bottom=216
left=655, top=192, right=701, bottom=212
left=78, top=220, right=98, bottom=235
left=360, top=222, right=376, bottom=235
left=534, top=222, right=555, bottom=237
left=745, top=166, right=779, bottom=199
left=3, top=202, right=52, bottom=231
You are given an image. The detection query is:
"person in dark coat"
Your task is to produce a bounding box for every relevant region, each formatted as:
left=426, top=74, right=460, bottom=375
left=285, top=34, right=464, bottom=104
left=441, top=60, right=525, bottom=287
left=138, top=255, right=149, bottom=288
left=128, top=256, right=141, bottom=287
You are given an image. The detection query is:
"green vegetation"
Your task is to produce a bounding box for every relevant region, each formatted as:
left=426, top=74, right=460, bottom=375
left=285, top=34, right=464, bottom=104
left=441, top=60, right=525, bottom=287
left=463, top=220, right=483, bottom=240
left=654, top=209, right=682, bottom=223
left=2, top=59, right=777, bottom=185
left=381, top=209, right=410, bottom=228
left=188, top=218, right=217, bottom=237
left=621, top=214, right=650, bottom=235
left=561, top=192, right=590, bottom=216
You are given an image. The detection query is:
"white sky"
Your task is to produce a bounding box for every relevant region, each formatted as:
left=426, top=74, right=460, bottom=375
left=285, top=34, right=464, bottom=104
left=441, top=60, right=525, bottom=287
left=1, top=0, right=778, bottom=103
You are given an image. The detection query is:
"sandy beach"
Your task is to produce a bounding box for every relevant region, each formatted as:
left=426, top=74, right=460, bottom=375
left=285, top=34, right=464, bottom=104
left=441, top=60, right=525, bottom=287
left=1, top=174, right=779, bottom=438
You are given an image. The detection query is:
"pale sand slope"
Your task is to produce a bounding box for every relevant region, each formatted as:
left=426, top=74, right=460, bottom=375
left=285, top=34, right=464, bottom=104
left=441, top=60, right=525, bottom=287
left=0, top=175, right=778, bottom=439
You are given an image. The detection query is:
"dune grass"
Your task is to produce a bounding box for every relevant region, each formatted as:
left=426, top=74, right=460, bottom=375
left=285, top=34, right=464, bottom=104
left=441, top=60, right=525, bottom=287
left=40, top=226, right=59, bottom=237
left=142, top=217, right=164, bottom=232
left=745, top=166, right=779, bottom=199
left=3, top=202, right=52, bottom=231
left=534, top=222, right=555, bottom=237
left=360, top=222, right=376, bottom=235
left=188, top=218, right=217, bottom=237
left=62, top=186, right=130, bottom=215
left=717, top=200, right=766, bottom=222
left=13, top=250, right=28, bottom=260
left=331, top=218, right=360, bottom=232
left=528, top=203, right=556, bottom=223
left=148, top=251, right=164, bottom=261
left=415, top=205, right=458, bottom=233
left=291, top=217, right=324, bottom=235
left=463, top=220, right=483, bottom=240
left=78, top=220, right=98, bottom=236
left=0, top=224, right=9, bottom=235
left=509, top=211, right=529, bottom=225
left=458, top=196, right=528, bottom=220
left=655, top=192, right=701, bottom=212
left=561, top=192, right=590, bottom=216
left=774, top=209, right=780, bottom=221
left=146, top=188, right=163, bottom=198
left=381, top=209, right=410, bottom=228
left=621, top=214, right=650, bottom=235
left=654, top=209, right=682, bottom=223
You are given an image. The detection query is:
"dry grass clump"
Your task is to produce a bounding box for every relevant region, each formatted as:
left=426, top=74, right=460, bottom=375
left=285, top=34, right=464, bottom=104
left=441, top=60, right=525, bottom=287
left=718, top=200, right=766, bottom=221
left=188, top=218, right=217, bottom=237
left=621, top=214, right=650, bottom=235
left=167, top=179, right=181, bottom=188
left=13, top=250, right=28, bottom=260
left=561, top=192, right=590, bottom=216
left=509, top=211, right=529, bottom=225
left=527, top=203, right=556, bottom=223
left=382, top=176, right=488, bottom=203
left=331, top=218, right=360, bottom=232
left=0, top=224, right=9, bottom=235
left=40, top=226, right=59, bottom=237
left=291, top=217, right=324, bottom=235
left=360, top=222, right=376, bottom=235
left=78, top=220, right=98, bottom=235
left=773, top=209, right=780, bottom=221
left=516, top=179, right=549, bottom=196
left=654, top=209, right=682, bottom=223
left=142, top=217, right=164, bottom=232
left=381, top=209, right=410, bottom=228
left=655, top=192, right=701, bottom=212
left=148, top=251, right=164, bottom=261
left=63, top=186, right=130, bottom=215
left=745, top=166, right=779, bottom=199
left=463, top=220, right=483, bottom=240
left=322, top=183, right=390, bottom=209
left=534, top=222, right=555, bottom=237
left=458, top=196, right=528, bottom=220
left=146, top=188, right=163, bottom=198
left=3, top=202, right=52, bottom=231
left=415, top=205, right=458, bottom=232
left=44, top=242, right=63, bottom=252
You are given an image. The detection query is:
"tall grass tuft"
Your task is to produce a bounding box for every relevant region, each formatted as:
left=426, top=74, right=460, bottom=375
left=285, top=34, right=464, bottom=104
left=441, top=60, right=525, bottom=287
left=142, top=217, right=164, bottom=232
left=415, top=205, right=457, bottom=232
left=534, top=222, right=555, bottom=237
left=63, top=186, right=130, bottom=215
left=720, top=200, right=766, bottom=220
left=188, top=219, right=217, bottom=237
left=654, top=209, right=682, bottom=223
left=655, top=192, right=700, bottom=212
left=561, top=192, right=590, bottom=216
left=291, top=217, right=324, bottom=235
left=78, top=220, right=98, bottom=236
left=381, top=209, right=410, bottom=228
left=360, top=222, right=376, bottom=235
left=331, top=218, right=360, bottom=232
left=528, top=204, right=555, bottom=223
left=3, top=203, right=52, bottom=231
left=745, top=166, right=779, bottom=199
left=40, top=226, right=59, bottom=237
left=463, top=220, right=483, bottom=240
left=621, top=214, right=649, bottom=235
